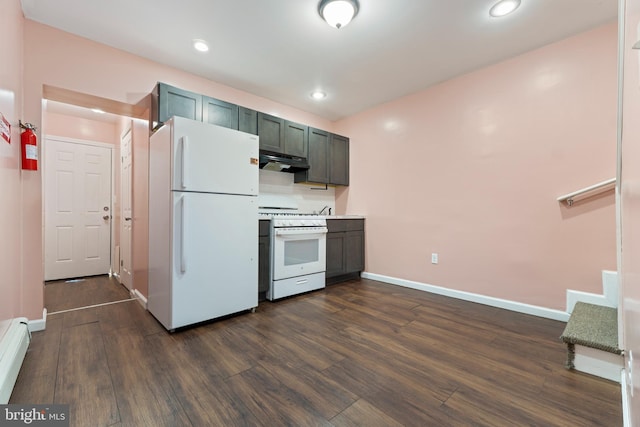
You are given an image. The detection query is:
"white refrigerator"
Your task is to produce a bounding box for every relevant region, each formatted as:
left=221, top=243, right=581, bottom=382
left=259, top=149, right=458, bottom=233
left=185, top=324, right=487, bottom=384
left=148, top=116, right=259, bottom=330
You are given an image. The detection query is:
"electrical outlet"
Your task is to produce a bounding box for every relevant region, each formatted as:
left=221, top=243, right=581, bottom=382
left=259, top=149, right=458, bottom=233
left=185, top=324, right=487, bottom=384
left=431, top=253, right=438, bottom=264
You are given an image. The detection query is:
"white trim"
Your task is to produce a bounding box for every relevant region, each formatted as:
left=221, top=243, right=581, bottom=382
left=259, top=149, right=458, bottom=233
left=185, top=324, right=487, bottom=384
left=27, top=308, right=47, bottom=332
left=131, top=289, right=148, bottom=309
left=361, top=272, right=570, bottom=322
left=573, top=344, right=623, bottom=383
left=48, top=298, right=134, bottom=316
left=622, top=369, right=631, bottom=427
left=566, top=270, right=618, bottom=313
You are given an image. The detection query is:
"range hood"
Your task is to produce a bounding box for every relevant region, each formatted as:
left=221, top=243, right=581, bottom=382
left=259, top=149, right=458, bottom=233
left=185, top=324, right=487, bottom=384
left=259, top=151, right=309, bottom=173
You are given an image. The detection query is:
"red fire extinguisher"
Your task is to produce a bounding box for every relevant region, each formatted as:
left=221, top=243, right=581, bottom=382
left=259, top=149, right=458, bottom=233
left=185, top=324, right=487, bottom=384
left=20, top=121, right=38, bottom=171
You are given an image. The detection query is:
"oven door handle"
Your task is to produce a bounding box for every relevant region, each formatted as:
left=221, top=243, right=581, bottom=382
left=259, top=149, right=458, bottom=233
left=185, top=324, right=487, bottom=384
left=274, top=227, right=328, bottom=237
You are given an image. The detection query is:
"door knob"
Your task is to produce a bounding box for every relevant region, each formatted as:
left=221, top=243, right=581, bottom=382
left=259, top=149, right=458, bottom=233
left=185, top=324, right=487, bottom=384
left=103, top=215, right=110, bottom=220
left=125, top=217, right=132, bottom=221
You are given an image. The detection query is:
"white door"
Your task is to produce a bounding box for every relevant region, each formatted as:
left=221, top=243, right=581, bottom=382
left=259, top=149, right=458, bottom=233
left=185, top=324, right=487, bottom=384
left=120, top=125, right=133, bottom=290
left=44, top=138, right=112, bottom=281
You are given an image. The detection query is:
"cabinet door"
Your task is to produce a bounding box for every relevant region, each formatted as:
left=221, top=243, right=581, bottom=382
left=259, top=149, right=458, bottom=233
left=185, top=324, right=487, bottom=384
left=284, top=121, right=308, bottom=157
left=257, top=113, right=285, bottom=153
left=330, top=134, right=349, bottom=186
left=158, top=83, right=203, bottom=125
left=345, top=230, right=364, bottom=273
left=259, top=236, right=270, bottom=293
left=302, top=128, right=329, bottom=184
left=239, top=107, right=258, bottom=135
left=326, top=232, right=346, bottom=278
left=202, top=96, right=239, bottom=129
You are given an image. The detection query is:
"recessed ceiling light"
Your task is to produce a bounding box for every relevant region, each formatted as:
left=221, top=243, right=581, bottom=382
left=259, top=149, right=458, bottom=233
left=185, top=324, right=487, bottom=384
left=311, top=91, right=327, bottom=100
left=91, top=108, right=105, bottom=114
left=193, top=39, right=209, bottom=52
left=489, top=0, right=521, bottom=17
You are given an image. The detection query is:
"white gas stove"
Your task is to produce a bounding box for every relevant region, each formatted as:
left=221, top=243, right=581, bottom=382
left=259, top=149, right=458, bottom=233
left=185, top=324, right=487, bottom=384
left=258, top=208, right=328, bottom=300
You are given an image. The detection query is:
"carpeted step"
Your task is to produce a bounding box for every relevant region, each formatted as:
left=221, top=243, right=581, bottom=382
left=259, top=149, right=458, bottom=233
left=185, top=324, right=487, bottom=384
left=560, top=301, right=621, bottom=369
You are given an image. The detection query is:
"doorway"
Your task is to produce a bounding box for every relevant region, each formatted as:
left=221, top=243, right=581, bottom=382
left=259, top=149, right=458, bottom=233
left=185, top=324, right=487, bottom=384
left=42, top=100, right=135, bottom=313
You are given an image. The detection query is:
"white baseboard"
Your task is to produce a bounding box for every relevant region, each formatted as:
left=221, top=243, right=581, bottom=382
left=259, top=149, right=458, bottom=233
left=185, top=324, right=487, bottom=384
left=361, top=272, right=570, bottom=322
left=566, top=270, right=618, bottom=313
left=27, top=308, right=47, bottom=332
left=0, top=318, right=30, bottom=404
left=622, top=369, right=631, bottom=427
left=573, top=344, right=623, bottom=383
left=131, top=289, right=147, bottom=309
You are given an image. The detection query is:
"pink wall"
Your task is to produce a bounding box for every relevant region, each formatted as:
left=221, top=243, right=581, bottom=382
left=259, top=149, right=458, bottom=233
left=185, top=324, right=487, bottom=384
left=18, top=16, right=619, bottom=317
left=45, top=111, right=118, bottom=143
left=20, top=20, right=334, bottom=317
left=0, top=1, right=24, bottom=331
left=620, top=0, right=640, bottom=418
left=335, top=23, right=618, bottom=310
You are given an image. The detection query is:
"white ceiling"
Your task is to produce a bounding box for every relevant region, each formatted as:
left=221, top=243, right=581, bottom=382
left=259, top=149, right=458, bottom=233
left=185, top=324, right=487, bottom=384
left=22, top=0, right=617, bottom=121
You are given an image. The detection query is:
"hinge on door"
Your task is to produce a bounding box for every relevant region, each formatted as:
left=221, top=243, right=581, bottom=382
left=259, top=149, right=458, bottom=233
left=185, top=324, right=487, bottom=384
left=121, top=260, right=123, bottom=266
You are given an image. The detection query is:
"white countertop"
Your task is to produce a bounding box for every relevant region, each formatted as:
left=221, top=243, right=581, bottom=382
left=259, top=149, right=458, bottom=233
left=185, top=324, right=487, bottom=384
left=259, top=215, right=365, bottom=220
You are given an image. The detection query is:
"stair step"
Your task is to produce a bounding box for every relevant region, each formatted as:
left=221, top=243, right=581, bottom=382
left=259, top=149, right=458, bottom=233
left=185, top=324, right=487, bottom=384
left=561, top=302, right=621, bottom=355
left=560, top=302, right=622, bottom=381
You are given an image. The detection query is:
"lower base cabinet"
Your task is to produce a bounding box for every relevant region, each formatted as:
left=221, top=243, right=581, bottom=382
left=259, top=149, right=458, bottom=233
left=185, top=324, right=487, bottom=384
left=259, top=219, right=364, bottom=298
left=259, top=221, right=270, bottom=297
left=326, top=219, right=365, bottom=282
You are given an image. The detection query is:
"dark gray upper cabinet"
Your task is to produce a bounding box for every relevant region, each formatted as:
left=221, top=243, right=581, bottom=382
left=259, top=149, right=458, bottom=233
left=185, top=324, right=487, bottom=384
left=149, top=84, right=350, bottom=183
left=257, top=113, right=285, bottom=153
left=295, top=128, right=329, bottom=184
left=295, top=129, right=349, bottom=186
left=284, top=121, right=308, bottom=158
left=202, top=96, right=238, bottom=130
left=239, top=107, right=258, bottom=135
left=330, top=134, right=349, bottom=186
left=151, top=83, right=203, bottom=130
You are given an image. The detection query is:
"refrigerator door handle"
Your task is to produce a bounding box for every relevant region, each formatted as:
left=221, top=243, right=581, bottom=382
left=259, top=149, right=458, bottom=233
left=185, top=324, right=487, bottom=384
left=180, top=195, right=187, bottom=273
left=180, top=136, right=188, bottom=189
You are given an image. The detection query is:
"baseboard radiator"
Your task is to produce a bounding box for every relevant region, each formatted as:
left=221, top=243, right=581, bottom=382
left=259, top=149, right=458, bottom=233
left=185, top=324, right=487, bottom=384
left=0, top=318, right=30, bottom=403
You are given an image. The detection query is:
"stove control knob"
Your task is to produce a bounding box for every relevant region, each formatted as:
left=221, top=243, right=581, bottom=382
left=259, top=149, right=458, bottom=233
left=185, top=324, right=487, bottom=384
left=301, top=220, right=306, bottom=226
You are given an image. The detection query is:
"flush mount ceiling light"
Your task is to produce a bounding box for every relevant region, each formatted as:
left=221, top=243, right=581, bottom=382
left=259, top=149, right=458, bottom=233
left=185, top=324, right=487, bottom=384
left=489, top=0, right=521, bottom=17
left=318, top=0, right=359, bottom=29
left=192, top=39, right=209, bottom=52
left=311, top=91, right=327, bottom=100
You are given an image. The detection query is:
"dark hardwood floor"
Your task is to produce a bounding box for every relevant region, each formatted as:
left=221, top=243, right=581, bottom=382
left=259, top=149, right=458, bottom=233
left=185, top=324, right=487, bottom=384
left=12, top=279, right=621, bottom=426
left=45, top=275, right=132, bottom=313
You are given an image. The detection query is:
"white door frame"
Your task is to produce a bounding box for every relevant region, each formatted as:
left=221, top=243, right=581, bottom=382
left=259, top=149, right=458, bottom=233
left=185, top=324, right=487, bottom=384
left=119, top=122, right=133, bottom=290
left=43, top=135, right=115, bottom=280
